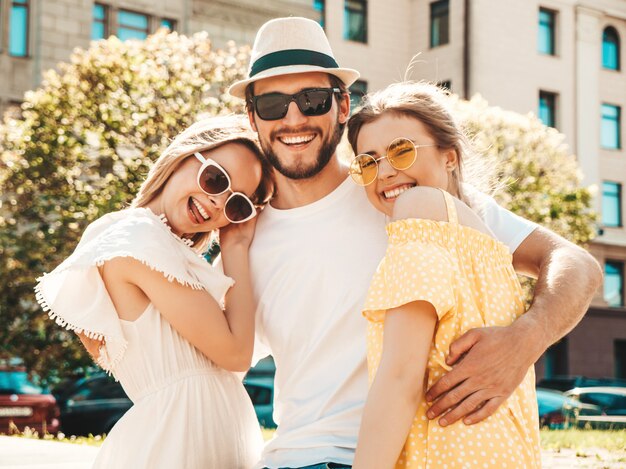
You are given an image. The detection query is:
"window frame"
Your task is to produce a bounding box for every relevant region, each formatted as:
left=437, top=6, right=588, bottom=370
left=92, top=3, right=109, bottom=40
left=538, top=90, right=557, bottom=128
left=605, top=260, right=625, bottom=308
left=430, top=0, right=450, bottom=48
left=117, top=8, right=150, bottom=41
left=602, top=26, right=620, bottom=71
left=602, top=181, right=623, bottom=228
left=344, top=0, right=368, bottom=43
left=538, top=7, right=556, bottom=56
left=601, top=103, right=622, bottom=150
left=9, top=0, right=30, bottom=58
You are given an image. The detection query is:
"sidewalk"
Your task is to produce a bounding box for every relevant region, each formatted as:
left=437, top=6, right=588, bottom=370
left=0, top=436, right=98, bottom=469
left=1, top=436, right=625, bottom=468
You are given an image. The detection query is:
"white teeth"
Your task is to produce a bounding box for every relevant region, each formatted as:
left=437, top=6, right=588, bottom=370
left=192, top=197, right=209, bottom=220
left=383, top=185, right=414, bottom=199
left=280, top=134, right=314, bottom=145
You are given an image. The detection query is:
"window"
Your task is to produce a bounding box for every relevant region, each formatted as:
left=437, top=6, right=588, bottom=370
left=602, top=104, right=621, bottom=149
left=430, top=0, right=449, bottom=48
left=92, top=4, right=108, bottom=40
left=160, top=18, right=175, bottom=31
left=538, top=91, right=557, bottom=128
left=344, top=0, right=367, bottom=43
left=603, top=26, right=620, bottom=70
left=314, top=0, right=325, bottom=29
left=538, top=8, right=556, bottom=55
left=603, top=182, right=622, bottom=227
left=349, top=80, right=367, bottom=111
left=9, top=0, right=29, bottom=57
left=543, top=338, right=568, bottom=378
left=605, top=261, right=624, bottom=307
left=616, top=340, right=626, bottom=379
left=117, top=10, right=149, bottom=41
left=437, top=80, right=451, bottom=91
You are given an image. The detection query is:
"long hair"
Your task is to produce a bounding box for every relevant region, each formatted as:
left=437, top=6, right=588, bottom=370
left=347, top=81, right=495, bottom=206
left=131, top=115, right=274, bottom=251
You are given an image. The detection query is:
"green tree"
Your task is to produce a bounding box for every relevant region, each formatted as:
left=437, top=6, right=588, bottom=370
left=451, top=94, right=596, bottom=245
left=0, top=30, right=249, bottom=383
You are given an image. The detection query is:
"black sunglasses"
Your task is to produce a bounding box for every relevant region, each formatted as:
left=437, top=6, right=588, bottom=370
left=251, top=87, right=341, bottom=121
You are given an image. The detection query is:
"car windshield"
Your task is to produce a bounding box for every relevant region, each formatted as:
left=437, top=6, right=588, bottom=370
left=0, top=371, right=43, bottom=395
left=579, top=392, right=626, bottom=410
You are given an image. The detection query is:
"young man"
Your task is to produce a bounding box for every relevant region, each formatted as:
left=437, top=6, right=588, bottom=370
left=228, top=17, right=602, bottom=469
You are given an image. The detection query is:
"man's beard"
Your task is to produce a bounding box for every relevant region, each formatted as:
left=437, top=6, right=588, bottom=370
left=260, top=120, right=344, bottom=180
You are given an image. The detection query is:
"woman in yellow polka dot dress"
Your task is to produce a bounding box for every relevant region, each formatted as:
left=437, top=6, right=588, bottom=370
left=346, top=82, right=541, bottom=469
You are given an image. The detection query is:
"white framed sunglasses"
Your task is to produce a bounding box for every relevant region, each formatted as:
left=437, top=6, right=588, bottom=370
left=193, top=152, right=257, bottom=224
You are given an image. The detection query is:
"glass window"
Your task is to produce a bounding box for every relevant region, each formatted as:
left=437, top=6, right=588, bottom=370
left=92, top=4, right=108, bottom=40
left=539, top=91, right=557, bottom=128
left=437, top=80, right=451, bottom=91
left=538, top=8, right=556, bottom=55
left=314, top=0, right=325, bottom=29
left=118, top=10, right=149, bottom=41
left=602, top=27, right=620, bottom=71
left=344, top=0, right=367, bottom=43
left=349, top=80, right=367, bottom=112
left=601, top=104, right=621, bottom=150
left=605, top=261, right=624, bottom=307
left=160, top=18, right=175, bottom=31
left=9, top=0, right=29, bottom=57
left=430, top=0, right=449, bottom=48
left=603, top=182, right=622, bottom=228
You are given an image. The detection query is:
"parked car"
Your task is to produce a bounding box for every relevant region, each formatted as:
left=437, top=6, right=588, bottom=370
left=0, top=367, right=60, bottom=435
left=55, top=373, right=132, bottom=436
left=563, top=387, right=626, bottom=429
left=243, top=376, right=276, bottom=429
left=536, top=387, right=599, bottom=428
left=538, top=375, right=626, bottom=392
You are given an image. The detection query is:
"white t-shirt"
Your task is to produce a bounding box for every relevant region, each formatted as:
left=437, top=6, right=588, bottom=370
left=249, top=178, right=537, bottom=468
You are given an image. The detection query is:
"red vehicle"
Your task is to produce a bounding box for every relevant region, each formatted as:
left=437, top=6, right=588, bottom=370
left=0, top=367, right=60, bottom=435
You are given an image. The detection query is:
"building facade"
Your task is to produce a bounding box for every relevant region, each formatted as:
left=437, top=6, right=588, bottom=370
left=1, top=0, right=625, bottom=380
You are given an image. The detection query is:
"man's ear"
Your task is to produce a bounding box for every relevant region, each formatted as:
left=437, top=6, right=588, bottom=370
left=248, top=109, right=258, bottom=132
left=338, top=92, right=351, bottom=125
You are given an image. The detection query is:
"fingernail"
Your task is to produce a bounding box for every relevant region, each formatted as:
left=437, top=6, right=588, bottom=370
left=427, top=411, right=434, bottom=419
left=439, top=418, right=447, bottom=426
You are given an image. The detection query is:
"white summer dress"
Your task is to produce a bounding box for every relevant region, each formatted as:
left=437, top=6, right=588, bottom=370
left=35, top=208, right=263, bottom=468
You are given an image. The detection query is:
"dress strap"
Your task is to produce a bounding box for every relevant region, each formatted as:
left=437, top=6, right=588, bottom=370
left=440, top=189, right=458, bottom=224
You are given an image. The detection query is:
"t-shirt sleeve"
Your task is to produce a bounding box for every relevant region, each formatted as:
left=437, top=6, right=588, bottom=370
left=363, top=239, right=456, bottom=323
left=464, top=185, right=538, bottom=254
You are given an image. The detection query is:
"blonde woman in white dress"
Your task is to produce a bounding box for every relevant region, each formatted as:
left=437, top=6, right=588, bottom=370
left=35, top=115, right=273, bottom=468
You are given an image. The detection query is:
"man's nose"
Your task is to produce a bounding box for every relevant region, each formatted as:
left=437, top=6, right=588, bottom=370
left=282, top=100, right=308, bottom=126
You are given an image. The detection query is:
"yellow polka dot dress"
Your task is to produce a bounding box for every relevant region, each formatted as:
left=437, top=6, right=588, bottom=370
left=363, top=190, right=541, bottom=469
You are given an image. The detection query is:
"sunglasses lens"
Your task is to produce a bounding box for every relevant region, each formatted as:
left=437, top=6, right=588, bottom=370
left=387, top=138, right=416, bottom=170
left=255, top=94, right=289, bottom=120
left=225, top=194, right=255, bottom=223
left=199, top=165, right=229, bottom=195
left=296, top=90, right=333, bottom=116
left=350, top=154, right=378, bottom=186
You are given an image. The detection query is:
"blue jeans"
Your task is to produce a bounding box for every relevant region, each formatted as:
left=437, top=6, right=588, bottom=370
left=267, top=464, right=352, bottom=469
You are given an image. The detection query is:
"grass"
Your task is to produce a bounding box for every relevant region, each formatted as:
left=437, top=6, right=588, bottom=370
left=540, top=428, right=626, bottom=452
left=5, top=427, right=626, bottom=453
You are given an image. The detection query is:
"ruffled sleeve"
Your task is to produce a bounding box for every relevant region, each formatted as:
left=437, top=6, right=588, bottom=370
left=363, top=222, right=457, bottom=323
left=34, top=208, right=234, bottom=374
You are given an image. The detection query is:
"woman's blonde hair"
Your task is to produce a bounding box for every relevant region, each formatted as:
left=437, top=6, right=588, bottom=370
left=347, top=81, right=495, bottom=206
left=131, top=114, right=273, bottom=251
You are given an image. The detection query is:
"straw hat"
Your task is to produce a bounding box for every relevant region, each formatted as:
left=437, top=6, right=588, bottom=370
left=228, top=17, right=360, bottom=99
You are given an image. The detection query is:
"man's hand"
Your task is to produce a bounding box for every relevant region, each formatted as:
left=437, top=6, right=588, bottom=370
left=425, top=324, right=539, bottom=426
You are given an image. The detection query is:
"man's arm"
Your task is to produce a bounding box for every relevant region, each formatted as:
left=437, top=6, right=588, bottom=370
left=424, top=226, right=603, bottom=426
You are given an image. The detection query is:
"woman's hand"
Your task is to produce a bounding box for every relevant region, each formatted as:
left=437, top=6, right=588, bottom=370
left=219, top=215, right=258, bottom=250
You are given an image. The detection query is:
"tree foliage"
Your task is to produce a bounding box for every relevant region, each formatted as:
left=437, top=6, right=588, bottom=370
left=0, top=31, right=249, bottom=382
left=451, top=94, right=596, bottom=245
